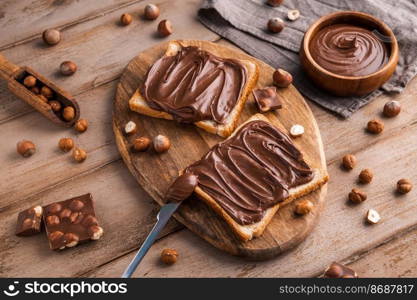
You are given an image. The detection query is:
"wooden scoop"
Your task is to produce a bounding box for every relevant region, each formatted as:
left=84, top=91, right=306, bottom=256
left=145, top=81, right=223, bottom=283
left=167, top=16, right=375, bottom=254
left=0, top=53, right=80, bottom=127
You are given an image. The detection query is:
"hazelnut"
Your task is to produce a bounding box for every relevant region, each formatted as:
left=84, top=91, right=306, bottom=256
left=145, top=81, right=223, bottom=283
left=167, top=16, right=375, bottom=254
left=82, top=215, right=98, bottom=227
left=17, top=140, right=36, bottom=157
left=46, top=215, right=60, bottom=226
left=30, top=205, right=43, bottom=217
left=49, top=100, right=62, bottom=112
left=124, top=121, right=137, bottom=135
left=63, top=233, right=79, bottom=247
left=342, top=154, right=356, bottom=170
left=58, top=137, right=74, bottom=152
left=273, top=68, right=293, bottom=88
left=41, top=86, right=53, bottom=99
left=120, top=13, right=132, bottom=26
left=69, top=212, right=83, bottom=224
left=73, top=147, right=87, bottom=163
left=294, top=199, right=313, bottom=215
left=74, top=119, right=88, bottom=133
left=144, top=4, right=160, bottom=20
left=324, top=263, right=343, bottom=278
left=366, top=209, right=381, bottom=224
left=69, top=199, right=84, bottom=211
left=88, top=225, right=104, bottom=240
left=348, top=188, right=367, bottom=204
left=289, top=124, right=304, bottom=137
left=383, top=100, right=401, bottom=118
left=63, top=106, right=75, bottom=121
left=49, top=231, right=64, bottom=242
left=23, top=75, right=37, bottom=88
left=267, top=17, right=285, bottom=33
left=132, top=136, right=151, bottom=152
left=158, top=19, right=173, bottom=37
left=42, top=29, right=61, bottom=45
left=30, top=86, right=40, bottom=94
left=397, top=178, right=412, bottom=194
left=38, top=95, right=49, bottom=103
left=153, top=135, right=171, bottom=153
left=267, top=0, right=284, bottom=6
left=160, top=248, right=178, bottom=265
left=22, top=218, right=34, bottom=229
left=287, top=9, right=300, bottom=21
left=60, top=61, right=77, bottom=76
left=367, top=119, right=384, bottom=134
left=47, top=203, right=62, bottom=214
left=358, top=169, right=373, bottom=184
left=59, top=208, right=72, bottom=219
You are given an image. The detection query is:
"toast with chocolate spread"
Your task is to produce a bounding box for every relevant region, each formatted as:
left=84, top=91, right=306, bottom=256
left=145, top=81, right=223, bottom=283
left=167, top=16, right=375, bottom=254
left=129, top=41, right=259, bottom=137
left=182, top=114, right=328, bottom=241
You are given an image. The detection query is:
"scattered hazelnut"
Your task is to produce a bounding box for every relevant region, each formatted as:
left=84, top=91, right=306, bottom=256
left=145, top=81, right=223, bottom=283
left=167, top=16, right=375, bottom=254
left=59, top=208, right=72, bottom=219
left=366, top=209, right=381, bottom=224
left=124, top=121, right=137, bottom=135
left=144, top=4, right=160, bottom=20
left=273, top=68, right=293, bottom=88
left=287, top=9, right=300, bottom=21
left=290, top=124, right=304, bottom=137
left=42, top=29, right=61, bottom=45
left=294, top=199, right=313, bottom=215
left=47, top=203, right=62, bottom=214
left=153, top=135, right=171, bottom=153
left=133, top=136, right=151, bottom=152
left=49, top=100, right=62, bottom=112
left=348, top=188, right=367, bottom=204
left=342, top=154, right=356, bottom=170
left=46, top=215, right=60, bottom=226
left=63, top=106, right=75, bottom=121
left=41, top=86, right=53, bottom=99
left=324, top=262, right=357, bottom=278
left=63, top=233, right=79, bottom=247
left=74, top=119, right=88, bottom=133
left=17, top=140, right=36, bottom=157
left=30, top=86, right=40, bottom=94
left=267, top=0, right=284, bottom=7
left=60, top=61, right=77, bottom=76
left=367, top=119, right=384, bottom=134
left=23, top=75, right=37, bottom=88
left=82, top=215, right=98, bottom=227
left=120, top=13, right=132, bottom=26
left=49, top=231, right=64, bottom=242
left=69, top=199, right=84, bottom=211
left=58, top=137, right=74, bottom=152
left=88, top=225, right=104, bottom=240
left=383, top=100, right=401, bottom=118
left=160, top=248, right=178, bottom=265
left=38, top=95, right=49, bottom=103
left=267, top=17, right=285, bottom=33
left=397, top=178, right=412, bottom=194
left=158, top=19, right=173, bottom=37
left=358, top=169, right=373, bottom=184
left=73, top=147, right=87, bottom=163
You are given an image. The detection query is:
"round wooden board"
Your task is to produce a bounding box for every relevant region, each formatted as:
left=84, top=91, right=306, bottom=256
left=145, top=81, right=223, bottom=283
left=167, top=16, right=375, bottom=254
left=113, top=40, right=328, bottom=260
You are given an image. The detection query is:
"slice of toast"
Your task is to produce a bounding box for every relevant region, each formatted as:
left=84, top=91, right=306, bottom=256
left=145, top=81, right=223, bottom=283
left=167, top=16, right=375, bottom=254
left=182, top=114, right=329, bottom=242
left=129, top=41, right=259, bottom=137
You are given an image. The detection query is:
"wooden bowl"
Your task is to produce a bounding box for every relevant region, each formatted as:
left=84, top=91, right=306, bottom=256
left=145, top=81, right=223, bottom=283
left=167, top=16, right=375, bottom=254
left=300, top=11, right=399, bottom=97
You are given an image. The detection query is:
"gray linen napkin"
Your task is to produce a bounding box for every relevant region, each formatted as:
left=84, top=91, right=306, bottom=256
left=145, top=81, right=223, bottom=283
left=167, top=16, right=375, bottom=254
left=198, top=0, right=417, bottom=118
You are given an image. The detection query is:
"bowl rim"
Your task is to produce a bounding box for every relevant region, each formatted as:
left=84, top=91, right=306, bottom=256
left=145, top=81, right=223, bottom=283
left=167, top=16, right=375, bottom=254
left=302, top=11, right=399, bottom=80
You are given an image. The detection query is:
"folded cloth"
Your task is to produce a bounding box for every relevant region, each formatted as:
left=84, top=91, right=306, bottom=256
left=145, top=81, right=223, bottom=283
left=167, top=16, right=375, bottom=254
left=198, top=0, right=417, bottom=118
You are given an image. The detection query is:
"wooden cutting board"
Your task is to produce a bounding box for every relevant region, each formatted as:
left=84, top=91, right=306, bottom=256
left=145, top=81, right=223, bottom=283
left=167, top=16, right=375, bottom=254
left=113, top=40, right=327, bottom=260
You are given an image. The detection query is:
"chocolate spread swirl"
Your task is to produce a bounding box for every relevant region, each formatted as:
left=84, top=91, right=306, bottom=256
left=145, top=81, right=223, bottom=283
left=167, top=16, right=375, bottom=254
left=310, top=24, right=389, bottom=76
left=165, top=173, right=198, bottom=203
left=185, top=120, right=314, bottom=225
left=141, top=46, right=247, bottom=124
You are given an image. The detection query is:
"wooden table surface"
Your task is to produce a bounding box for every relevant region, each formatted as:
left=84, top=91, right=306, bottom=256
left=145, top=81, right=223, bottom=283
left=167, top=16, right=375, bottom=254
left=1, top=0, right=417, bottom=278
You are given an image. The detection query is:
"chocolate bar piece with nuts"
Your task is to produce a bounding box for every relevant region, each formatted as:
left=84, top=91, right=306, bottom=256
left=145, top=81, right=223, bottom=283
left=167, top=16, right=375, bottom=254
left=15, top=205, right=43, bottom=236
left=43, top=193, right=104, bottom=250
left=252, top=86, right=282, bottom=113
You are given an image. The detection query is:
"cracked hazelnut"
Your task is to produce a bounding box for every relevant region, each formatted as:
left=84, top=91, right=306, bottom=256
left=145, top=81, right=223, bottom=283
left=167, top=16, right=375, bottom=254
left=120, top=13, right=132, bottom=26
left=49, top=100, right=62, bottom=112
left=287, top=9, right=300, bottom=21
left=273, top=68, right=293, bottom=88
left=42, top=29, right=61, bottom=45
left=124, top=121, right=137, bottom=135
left=294, top=199, right=313, bottom=215
left=46, top=215, right=60, bottom=226
left=88, top=225, right=104, bottom=240
left=63, top=233, right=79, bottom=247
left=59, top=208, right=72, bottom=219
left=41, top=86, right=53, bottom=99
left=366, top=209, right=381, bottom=224
left=69, top=199, right=84, bottom=211
left=144, top=4, right=160, bottom=20
left=153, top=135, right=171, bottom=153
left=60, top=61, right=77, bottom=76
left=49, top=231, right=64, bottom=242
left=82, top=215, right=98, bottom=227
left=358, top=169, right=373, bottom=184
left=29, top=205, right=43, bottom=217
left=161, top=248, right=178, bottom=265
left=133, top=136, right=151, bottom=152
left=367, top=119, right=384, bottom=134
left=70, top=212, right=84, bottom=224
left=158, top=19, right=173, bottom=37
left=349, top=188, right=367, bottom=204
left=63, top=106, right=75, bottom=121
left=30, top=86, right=40, bottom=94
left=73, top=147, right=87, bottom=163
left=17, top=140, right=36, bottom=157
left=23, top=75, right=37, bottom=88
left=342, top=154, right=356, bottom=170
left=47, top=203, right=62, bottom=214
left=267, top=0, right=284, bottom=7
left=290, top=124, right=304, bottom=137
left=74, top=119, right=88, bottom=133
left=383, top=100, right=401, bottom=118
left=58, top=137, right=74, bottom=152
left=267, top=17, right=285, bottom=33
left=397, top=178, right=412, bottom=194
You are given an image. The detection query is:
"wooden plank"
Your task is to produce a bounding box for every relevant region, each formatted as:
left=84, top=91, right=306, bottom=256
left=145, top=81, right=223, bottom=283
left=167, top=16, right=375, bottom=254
left=0, top=0, right=219, bottom=123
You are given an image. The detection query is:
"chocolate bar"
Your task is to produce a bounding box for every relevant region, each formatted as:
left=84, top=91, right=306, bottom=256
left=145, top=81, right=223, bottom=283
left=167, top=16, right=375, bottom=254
left=15, top=205, right=43, bottom=236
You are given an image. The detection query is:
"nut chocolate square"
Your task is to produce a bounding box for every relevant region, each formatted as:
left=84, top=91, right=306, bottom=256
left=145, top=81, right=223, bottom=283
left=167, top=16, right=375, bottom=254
left=252, top=86, right=282, bottom=113
left=15, top=205, right=43, bottom=236
left=43, top=193, right=103, bottom=250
